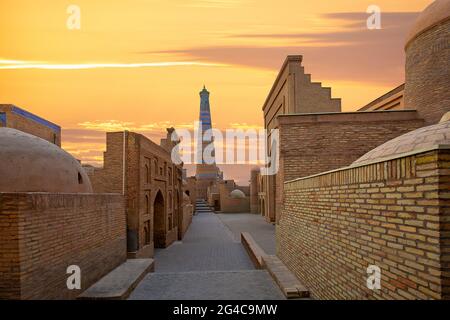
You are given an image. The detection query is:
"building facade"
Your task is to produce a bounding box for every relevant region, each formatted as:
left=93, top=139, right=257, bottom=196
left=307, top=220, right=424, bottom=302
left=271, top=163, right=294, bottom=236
left=358, top=84, right=405, bottom=111
left=259, top=55, right=432, bottom=224
left=207, top=180, right=250, bottom=213
left=260, top=55, right=342, bottom=222
left=87, top=129, right=188, bottom=258
left=0, top=104, right=61, bottom=146
left=279, top=120, right=450, bottom=299
left=276, top=0, right=450, bottom=299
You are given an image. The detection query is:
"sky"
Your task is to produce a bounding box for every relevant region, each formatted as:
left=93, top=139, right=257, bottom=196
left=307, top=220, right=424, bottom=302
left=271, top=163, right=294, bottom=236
left=0, top=0, right=433, bottom=183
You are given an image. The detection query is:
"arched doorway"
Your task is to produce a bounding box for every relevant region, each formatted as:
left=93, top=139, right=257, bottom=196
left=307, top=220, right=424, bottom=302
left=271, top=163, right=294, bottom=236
left=153, top=190, right=165, bottom=248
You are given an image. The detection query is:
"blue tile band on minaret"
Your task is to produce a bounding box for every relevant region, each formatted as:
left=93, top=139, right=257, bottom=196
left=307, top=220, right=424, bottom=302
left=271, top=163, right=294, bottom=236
left=199, top=86, right=213, bottom=131
left=198, top=86, right=216, bottom=165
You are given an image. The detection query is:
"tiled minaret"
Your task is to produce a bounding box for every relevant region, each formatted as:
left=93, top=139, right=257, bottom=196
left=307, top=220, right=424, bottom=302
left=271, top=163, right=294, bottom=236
left=195, top=86, right=222, bottom=199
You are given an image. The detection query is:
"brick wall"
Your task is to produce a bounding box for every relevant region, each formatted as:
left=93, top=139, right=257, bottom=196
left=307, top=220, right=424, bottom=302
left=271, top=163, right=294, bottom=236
left=0, top=105, right=61, bottom=146
left=274, top=110, right=425, bottom=222
left=358, top=84, right=405, bottom=111
left=88, top=131, right=187, bottom=257
left=0, top=193, right=126, bottom=300
left=180, top=204, right=193, bottom=238
left=405, top=20, right=450, bottom=125
left=88, top=132, right=124, bottom=194
left=220, top=197, right=250, bottom=213
left=277, top=148, right=450, bottom=300
left=260, top=56, right=342, bottom=223
left=185, top=177, right=198, bottom=204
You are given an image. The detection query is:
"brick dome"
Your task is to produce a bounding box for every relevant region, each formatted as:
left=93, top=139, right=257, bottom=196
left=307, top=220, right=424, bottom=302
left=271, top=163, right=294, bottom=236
left=405, top=0, right=450, bottom=48
left=353, top=116, right=450, bottom=166
left=0, top=128, right=93, bottom=193
left=230, top=189, right=246, bottom=199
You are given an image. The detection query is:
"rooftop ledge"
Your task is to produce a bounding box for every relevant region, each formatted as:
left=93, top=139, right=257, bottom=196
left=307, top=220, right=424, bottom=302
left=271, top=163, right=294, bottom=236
left=277, top=109, right=419, bottom=124
left=279, top=109, right=418, bottom=116
left=284, top=144, right=450, bottom=185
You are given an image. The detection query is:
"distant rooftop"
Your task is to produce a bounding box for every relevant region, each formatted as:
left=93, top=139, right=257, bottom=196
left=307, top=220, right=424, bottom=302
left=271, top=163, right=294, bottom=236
left=0, top=104, right=61, bottom=132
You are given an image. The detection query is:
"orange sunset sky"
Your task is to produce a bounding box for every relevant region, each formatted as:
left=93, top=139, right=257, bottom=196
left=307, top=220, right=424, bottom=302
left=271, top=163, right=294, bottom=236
left=0, top=0, right=433, bottom=183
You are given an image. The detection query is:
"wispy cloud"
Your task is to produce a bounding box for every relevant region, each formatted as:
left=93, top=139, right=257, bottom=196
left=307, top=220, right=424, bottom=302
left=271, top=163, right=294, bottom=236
left=143, top=12, right=419, bottom=85
left=77, top=120, right=261, bottom=132
left=0, top=59, right=35, bottom=64
left=228, top=122, right=263, bottom=130
left=77, top=120, right=196, bottom=132
left=0, top=60, right=228, bottom=70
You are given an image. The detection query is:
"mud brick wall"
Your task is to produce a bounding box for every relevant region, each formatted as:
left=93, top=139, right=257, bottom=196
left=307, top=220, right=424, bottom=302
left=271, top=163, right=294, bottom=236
left=0, top=104, right=61, bottom=146
left=0, top=193, right=126, bottom=300
left=274, top=111, right=425, bottom=223
left=277, top=148, right=450, bottom=300
left=405, top=19, right=450, bottom=125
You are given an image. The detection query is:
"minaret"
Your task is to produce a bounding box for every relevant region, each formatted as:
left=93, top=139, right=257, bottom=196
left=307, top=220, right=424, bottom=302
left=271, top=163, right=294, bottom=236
left=199, top=85, right=213, bottom=143
left=195, top=86, right=221, bottom=198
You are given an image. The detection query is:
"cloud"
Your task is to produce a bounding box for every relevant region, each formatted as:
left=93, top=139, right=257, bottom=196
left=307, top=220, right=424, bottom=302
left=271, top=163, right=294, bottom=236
left=0, top=60, right=228, bottom=70
left=63, top=120, right=266, bottom=169
left=77, top=120, right=196, bottom=132
left=228, top=122, right=264, bottom=130
left=0, top=59, right=36, bottom=64
left=77, top=120, right=262, bottom=132
left=144, top=12, right=419, bottom=85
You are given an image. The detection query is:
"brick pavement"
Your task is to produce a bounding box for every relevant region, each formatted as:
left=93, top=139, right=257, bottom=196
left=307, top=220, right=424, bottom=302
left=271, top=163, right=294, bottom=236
left=129, top=211, right=284, bottom=300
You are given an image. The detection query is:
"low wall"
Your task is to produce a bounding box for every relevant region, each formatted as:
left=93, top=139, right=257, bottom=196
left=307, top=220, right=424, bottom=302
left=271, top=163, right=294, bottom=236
left=181, top=204, right=193, bottom=238
left=0, top=193, right=126, bottom=300
left=220, top=197, right=250, bottom=213
left=277, top=148, right=450, bottom=300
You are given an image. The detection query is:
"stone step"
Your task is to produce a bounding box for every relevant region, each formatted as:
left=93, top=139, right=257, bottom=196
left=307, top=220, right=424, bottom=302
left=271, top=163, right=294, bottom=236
left=262, top=255, right=309, bottom=299
left=77, top=259, right=154, bottom=300
left=241, top=232, right=266, bottom=269
left=240, top=232, right=309, bottom=299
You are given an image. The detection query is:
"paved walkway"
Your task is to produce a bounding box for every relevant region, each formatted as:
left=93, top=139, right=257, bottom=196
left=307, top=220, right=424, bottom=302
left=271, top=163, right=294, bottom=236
left=129, top=211, right=284, bottom=300
left=217, top=213, right=276, bottom=255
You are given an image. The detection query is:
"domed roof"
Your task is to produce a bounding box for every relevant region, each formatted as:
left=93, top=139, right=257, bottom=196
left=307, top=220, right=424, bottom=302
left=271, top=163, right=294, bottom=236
left=405, top=0, right=450, bottom=48
left=230, top=189, right=246, bottom=199
left=0, top=128, right=93, bottom=193
left=353, top=116, right=450, bottom=166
